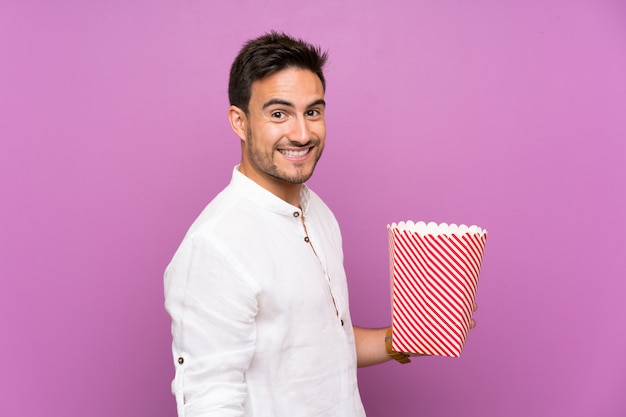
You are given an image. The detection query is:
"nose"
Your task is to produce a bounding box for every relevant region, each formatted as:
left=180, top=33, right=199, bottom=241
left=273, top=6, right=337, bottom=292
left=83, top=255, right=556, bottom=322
left=288, top=116, right=310, bottom=144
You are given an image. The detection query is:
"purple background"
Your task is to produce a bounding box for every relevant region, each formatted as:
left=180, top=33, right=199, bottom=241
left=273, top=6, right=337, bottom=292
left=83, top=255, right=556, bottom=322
left=2, top=1, right=625, bottom=416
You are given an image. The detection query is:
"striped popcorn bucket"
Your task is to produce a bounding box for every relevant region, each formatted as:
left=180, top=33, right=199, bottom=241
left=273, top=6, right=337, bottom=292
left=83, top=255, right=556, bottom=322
left=388, top=221, right=487, bottom=357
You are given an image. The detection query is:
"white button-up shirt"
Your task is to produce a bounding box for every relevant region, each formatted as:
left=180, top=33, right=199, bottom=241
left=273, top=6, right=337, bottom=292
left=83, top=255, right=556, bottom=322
left=165, top=167, right=365, bottom=417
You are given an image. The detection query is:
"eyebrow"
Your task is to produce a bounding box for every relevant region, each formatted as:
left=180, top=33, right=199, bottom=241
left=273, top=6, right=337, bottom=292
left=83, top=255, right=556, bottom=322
left=262, top=98, right=326, bottom=110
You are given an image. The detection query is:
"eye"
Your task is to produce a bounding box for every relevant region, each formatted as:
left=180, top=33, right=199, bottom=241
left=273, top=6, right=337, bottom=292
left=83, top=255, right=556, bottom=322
left=271, top=111, right=286, bottom=119
left=306, top=109, right=321, bottom=117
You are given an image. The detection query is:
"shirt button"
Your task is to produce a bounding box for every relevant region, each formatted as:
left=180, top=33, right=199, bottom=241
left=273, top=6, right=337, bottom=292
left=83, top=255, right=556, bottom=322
left=304, top=236, right=310, bottom=243
left=293, top=211, right=300, bottom=217
left=340, top=320, right=345, bottom=326
left=178, top=357, right=184, bottom=365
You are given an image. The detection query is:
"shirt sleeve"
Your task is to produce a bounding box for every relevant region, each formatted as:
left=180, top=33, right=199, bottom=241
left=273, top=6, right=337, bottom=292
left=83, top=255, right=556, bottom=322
left=165, top=234, right=260, bottom=417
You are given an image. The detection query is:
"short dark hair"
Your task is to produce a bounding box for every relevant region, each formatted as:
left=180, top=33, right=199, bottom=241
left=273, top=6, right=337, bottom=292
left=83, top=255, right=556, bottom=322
left=228, top=31, right=328, bottom=114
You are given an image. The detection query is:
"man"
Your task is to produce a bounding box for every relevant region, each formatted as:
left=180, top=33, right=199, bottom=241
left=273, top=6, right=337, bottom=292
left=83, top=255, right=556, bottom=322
left=164, top=31, right=412, bottom=417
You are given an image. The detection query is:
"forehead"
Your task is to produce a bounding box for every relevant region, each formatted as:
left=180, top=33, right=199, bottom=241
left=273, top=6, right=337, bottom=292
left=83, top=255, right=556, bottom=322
left=250, top=67, right=324, bottom=105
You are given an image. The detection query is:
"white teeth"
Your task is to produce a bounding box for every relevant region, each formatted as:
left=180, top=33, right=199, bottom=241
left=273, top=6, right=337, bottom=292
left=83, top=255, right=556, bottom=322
left=280, top=148, right=309, bottom=158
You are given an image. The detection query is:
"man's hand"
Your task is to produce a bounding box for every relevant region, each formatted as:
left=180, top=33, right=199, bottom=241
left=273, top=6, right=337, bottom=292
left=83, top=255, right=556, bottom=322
left=470, top=301, right=478, bottom=329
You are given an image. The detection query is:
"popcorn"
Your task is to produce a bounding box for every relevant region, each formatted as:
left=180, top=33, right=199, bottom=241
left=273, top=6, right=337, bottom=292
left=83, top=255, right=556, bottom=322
left=388, top=221, right=488, bottom=357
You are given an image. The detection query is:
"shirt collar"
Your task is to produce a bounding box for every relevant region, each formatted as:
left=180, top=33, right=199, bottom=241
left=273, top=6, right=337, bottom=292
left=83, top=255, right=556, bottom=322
left=231, top=165, right=311, bottom=216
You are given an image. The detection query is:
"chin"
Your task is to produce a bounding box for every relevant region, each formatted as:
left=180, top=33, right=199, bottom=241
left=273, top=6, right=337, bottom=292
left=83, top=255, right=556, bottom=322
left=277, top=169, right=314, bottom=184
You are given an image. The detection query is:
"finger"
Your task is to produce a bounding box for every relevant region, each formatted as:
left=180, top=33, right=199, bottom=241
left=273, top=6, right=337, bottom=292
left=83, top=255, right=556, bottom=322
left=473, top=302, right=478, bottom=312
left=470, top=318, right=476, bottom=329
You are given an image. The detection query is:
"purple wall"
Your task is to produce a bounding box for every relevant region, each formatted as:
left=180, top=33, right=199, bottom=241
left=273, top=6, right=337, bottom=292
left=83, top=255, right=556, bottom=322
left=2, top=1, right=625, bottom=416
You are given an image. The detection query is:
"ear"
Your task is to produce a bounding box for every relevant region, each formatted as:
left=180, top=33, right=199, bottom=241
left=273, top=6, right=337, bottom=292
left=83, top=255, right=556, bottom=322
left=228, top=105, right=248, bottom=142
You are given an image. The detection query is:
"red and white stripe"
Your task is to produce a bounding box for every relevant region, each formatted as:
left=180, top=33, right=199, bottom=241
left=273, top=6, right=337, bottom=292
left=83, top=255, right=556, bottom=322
left=389, top=225, right=487, bottom=357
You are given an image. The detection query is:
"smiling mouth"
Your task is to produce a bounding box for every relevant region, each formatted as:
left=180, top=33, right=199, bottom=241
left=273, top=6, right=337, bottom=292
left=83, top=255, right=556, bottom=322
left=278, top=148, right=311, bottom=158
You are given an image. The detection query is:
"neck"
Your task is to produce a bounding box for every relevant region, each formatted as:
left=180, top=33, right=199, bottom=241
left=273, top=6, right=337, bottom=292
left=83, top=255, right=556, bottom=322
left=237, top=165, right=303, bottom=207
left=273, top=183, right=303, bottom=208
